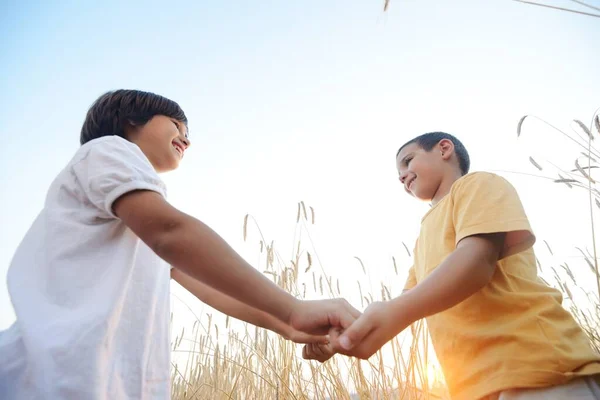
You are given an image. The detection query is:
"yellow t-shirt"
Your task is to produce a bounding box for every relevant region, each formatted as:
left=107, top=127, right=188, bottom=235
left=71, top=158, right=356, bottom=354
left=403, top=171, right=600, bottom=400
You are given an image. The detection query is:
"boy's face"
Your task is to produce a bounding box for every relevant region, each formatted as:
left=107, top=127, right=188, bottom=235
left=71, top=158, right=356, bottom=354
left=127, top=115, right=190, bottom=173
left=396, top=142, right=446, bottom=202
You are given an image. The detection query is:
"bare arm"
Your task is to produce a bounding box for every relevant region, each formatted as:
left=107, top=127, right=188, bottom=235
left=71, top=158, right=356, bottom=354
left=330, top=233, right=505, bottom=358
left=171, top=269, right=326, bottom=344
left=395, top=233, right=504, bottom=323
left=114, top=190, right=360, bottom=336
left=114, top=190, right=298, bottom=323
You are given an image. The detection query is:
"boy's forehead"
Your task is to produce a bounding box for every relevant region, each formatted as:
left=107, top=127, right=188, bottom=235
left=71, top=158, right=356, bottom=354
left=396, top=142, right=420, bottom=161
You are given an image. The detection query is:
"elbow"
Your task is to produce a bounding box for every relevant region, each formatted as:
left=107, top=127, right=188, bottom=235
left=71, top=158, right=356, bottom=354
left=482, top=261, right=496, bottom=285
left=457, top=235, right=502, bottom=287
left=481, top=245, right=500, bottom=283
left=461, top=250, right=497, bottom=290
left=474, top=254, right=497, bottom=287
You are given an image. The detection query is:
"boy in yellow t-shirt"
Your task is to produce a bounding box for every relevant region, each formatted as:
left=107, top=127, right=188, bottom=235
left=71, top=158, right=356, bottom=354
left=303, top=132, right=600, bottom=399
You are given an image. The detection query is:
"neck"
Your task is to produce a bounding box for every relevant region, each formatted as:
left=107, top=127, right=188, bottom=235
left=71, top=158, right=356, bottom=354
left=430, top=171, right=463, bottom=206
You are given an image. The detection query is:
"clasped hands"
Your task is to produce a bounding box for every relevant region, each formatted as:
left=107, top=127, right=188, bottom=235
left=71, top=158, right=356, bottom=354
left=288, top=298, right=409, bottom=363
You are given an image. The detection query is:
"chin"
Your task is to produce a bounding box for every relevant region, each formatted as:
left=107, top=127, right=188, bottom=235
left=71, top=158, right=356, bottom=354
left=156, top=162, right=180, bottom=174
left=166, top=156, right=182, bottom=171
left=413, top=192, right=432, bottom=202
left=165, top=164, right=180, bottom=173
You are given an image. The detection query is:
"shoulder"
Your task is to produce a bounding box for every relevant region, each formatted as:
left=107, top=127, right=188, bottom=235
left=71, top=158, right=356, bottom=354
left=68, top=136, right=166, bottom=217
left=71, top=136, right=148, bottom=166
left=70, top=135, right=165, bottom=196
left=452, top=171, right=516, bottom=194
left=70, top=136, right=160, bottom=184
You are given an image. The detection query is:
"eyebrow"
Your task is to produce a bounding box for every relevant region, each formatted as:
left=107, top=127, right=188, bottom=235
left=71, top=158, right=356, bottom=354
left=173, top=119, right=189, bottom=138
left=398, top=152, right=413, bottom=166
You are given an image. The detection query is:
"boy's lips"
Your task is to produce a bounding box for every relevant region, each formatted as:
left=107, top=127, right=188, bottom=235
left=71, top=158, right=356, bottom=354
left=172, top=141, right=185, bottom=158
left=406, top=177, right=416, bottom=192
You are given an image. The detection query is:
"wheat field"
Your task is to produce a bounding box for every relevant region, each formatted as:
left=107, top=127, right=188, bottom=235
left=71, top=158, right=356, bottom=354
left=170, top=113, right=600, bottom=399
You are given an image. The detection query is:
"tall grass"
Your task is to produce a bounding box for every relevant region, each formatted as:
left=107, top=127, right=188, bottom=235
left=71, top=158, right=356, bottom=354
left=516, top=110, right=600, bottom=352
left=170, top=112, right=600, bottom=399
left=170, top=202, right=447, bottom=399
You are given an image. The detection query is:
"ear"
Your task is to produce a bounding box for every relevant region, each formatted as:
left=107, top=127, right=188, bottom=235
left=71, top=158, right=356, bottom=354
left=127, top=118, right=141, bottom=128
left=123, top=119, right=142, bottom=140
left=438, top=139, right=454, bottom=160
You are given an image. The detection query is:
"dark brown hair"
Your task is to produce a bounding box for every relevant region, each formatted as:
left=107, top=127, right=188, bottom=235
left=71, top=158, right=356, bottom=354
left=396, top=131, right=470, bottom=176
left=80, top=89, right=188, bottom=145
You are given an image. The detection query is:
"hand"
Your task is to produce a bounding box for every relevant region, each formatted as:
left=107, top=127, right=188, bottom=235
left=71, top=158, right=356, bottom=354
left=302, top=341, right=335, bottom=363
left=331, top=300, right=408, bottom=360
left=302, top=327, right=342, bottom=363
left=280, top=325, right=331, bottom=345
left=288, top=298, right=361, bottom=336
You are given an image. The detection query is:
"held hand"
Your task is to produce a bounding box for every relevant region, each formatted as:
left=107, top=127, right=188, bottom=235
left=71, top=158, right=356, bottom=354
left=331, top=301, right=408, bottom=360
left=302, top=341, right=335, bottom=363
left=281, top=325, right=331, bottom=345
left=302, top=327, right=342, bottom=363
left=289, top=298, right=361, bottom=336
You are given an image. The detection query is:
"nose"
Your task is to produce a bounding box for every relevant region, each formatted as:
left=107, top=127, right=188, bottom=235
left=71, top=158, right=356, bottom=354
left=181, top=134, right=191, bottom=149
left=399, top=170, right=409, bottom=184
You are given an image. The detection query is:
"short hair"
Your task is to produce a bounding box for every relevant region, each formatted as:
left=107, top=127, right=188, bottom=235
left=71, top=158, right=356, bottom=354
left=80, top=89, right=188, bottom=145
left=396, top=131, right=470, bottom=175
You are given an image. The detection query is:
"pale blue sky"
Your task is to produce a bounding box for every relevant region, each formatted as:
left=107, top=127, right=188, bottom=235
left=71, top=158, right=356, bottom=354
left=1, top=0, right=599, bottom=330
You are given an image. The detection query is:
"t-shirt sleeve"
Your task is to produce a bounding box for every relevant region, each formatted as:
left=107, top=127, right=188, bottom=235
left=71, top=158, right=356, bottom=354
left=452, top=172, right=536, bottom=259
left=71, top=137, right=167, bottom=219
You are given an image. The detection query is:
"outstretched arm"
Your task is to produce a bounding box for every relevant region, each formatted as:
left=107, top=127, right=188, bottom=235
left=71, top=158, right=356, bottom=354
left=305, top=233, right=504, bottom=361
left=394, top=233, right=504, bottom=325
left=172, top=268, right=328, bottom=344
left=114, top=190, right=359, bottom=334
left=115, top=190, right=297, bottom=322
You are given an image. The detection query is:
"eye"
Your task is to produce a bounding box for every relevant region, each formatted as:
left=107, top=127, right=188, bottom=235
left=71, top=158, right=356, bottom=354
left=405, top=157, right=413, bottom=166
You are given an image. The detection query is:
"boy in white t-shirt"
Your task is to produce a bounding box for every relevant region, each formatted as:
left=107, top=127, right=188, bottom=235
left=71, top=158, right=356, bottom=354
left=0, top=89, right=359, bottom=399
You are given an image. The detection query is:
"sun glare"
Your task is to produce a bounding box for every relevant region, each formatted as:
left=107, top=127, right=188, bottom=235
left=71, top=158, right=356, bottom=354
left=427, top=361, right=444, bottom=387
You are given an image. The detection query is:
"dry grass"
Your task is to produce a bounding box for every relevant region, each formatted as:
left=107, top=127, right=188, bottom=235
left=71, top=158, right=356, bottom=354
left=381, top=1, right=600, bottom=18
left=171, top=201, right=447, bottom=399
left=170, top=112, right=600, bottom=399
left=516, top=109, right=600, bottom=352
left=512, top=0, right=600, bottom=18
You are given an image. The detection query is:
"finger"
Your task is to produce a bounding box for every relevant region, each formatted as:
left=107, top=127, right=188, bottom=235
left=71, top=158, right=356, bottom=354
left=320, top=344, right=336, bottom=362
left=312, top=343, right=325, bottom=358
left=332, top=302, right=360, bottom=331
left=303, top=343, right=330, bottom=361
left=335, top=313, right=375, bottom=351
left=343, top=300, right=362, bottom=319
left=293, top=332, right=330, bottom=345
left=302, top=344, right=310, bottom=359
left=303, top=344, right=324, bottom=361
left=303, top=325, right=330, bottom=336
left=328, top=326, right=343, bottom=341
left=334, top=299, right=363, bottom=329
left=312, top=343, right=334, bottom=363
left=302, top=344, right=315, bottom=360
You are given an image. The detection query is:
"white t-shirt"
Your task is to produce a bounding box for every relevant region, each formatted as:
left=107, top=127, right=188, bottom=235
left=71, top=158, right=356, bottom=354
left=0, top=136, right=172, bottom=399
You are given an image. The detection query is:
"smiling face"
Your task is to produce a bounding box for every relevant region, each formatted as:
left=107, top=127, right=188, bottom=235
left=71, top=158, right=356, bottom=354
left=396, top=143, right=444, bottom=201
left=396, top=139, right=461, bottom=203
left=126, top=115, right=190, bottom=173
